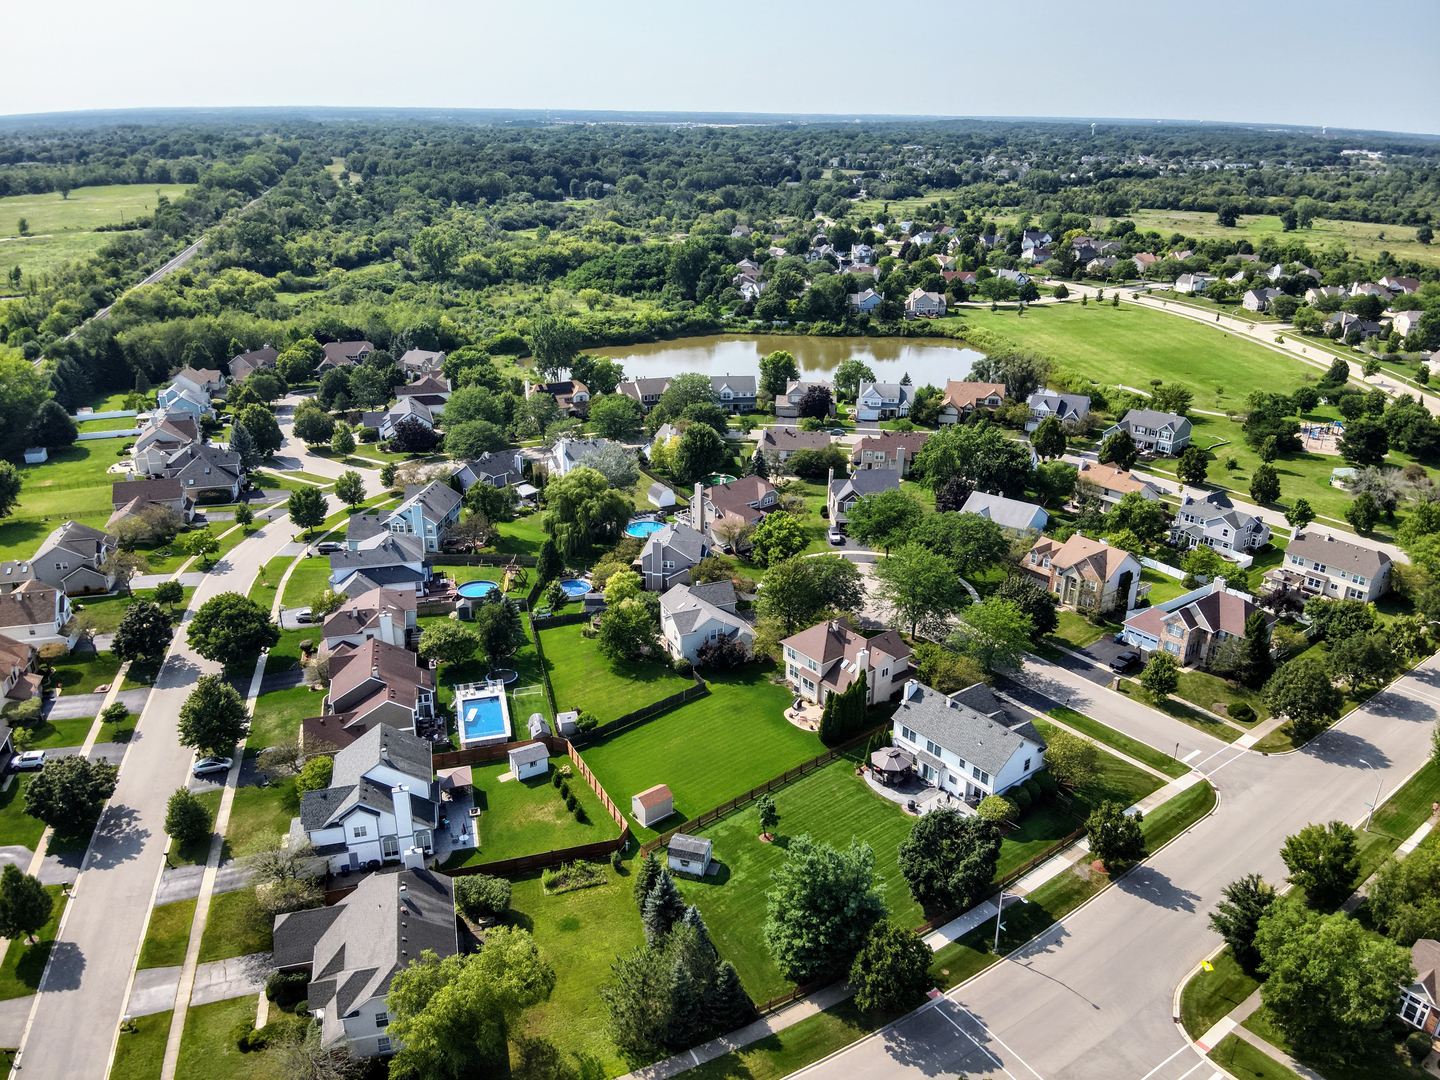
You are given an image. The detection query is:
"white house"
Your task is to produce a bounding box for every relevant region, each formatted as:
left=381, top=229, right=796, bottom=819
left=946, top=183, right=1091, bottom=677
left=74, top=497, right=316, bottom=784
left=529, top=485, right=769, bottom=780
left=293, top=724, right=437, bottom=875
left=172, top=366, right=225, bottom=396
left=272, top=868, right=456, bottom=1059
left=1103, top=409, right=1192, bottom=455
left=856, top=381, right=911, bottom=421
left=1242, top=287, right=1284, bottom=313
left=905, top=288, right=946, bottom=317
left=891, top=680, right=1047, bottom=804
left=659, top=581, right=753, bottom=663
left=1392, top=310, right=1425, bottom=338
left=1263, top=530, right=1391, bottom=604
left=710, top=375, right=757, bottom=413
left=995, top=268, right=1031, bottom=287
left=329, top=534, right=431, bottom=597
left=960, top=492, right=1049, bottom=535
left=550, top=438, right=621, bottom=478
left=1170, top=490, right=1271, bottom=555
left=780, top=618, right=911, bottom=706
left=667, top=834, right=712, bottom=876
left=508, top=741, right=550, bottom=781
left=1174, top=273, right=1215, bottom=295
left=0, top=581, right=76, bottom=649
left=632, top=784, right=674, bottom=828
left=155, top=382, right=214, bottom=419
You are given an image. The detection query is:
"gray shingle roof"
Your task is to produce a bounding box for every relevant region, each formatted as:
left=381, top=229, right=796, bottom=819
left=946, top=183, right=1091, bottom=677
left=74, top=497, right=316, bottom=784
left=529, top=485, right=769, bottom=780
left=643, top=523, right=708, bottom=566
left=1115, top=409, right=1189, bottom=432
left=668, top=834, right=711, bottom=860
left=397, top=480, right=462, bottom=521
left=830, top=470, right=900, bottom=504
left=1287, top=531, right=1391, bottom=579
left=894, top=681, right=1045, bottom=775
left=329, top=535, right=426, bottom=572
left=660, top=582, right=745, bottom=637
left=510, top=742, right=549, bottom=766
left=960, top=492, right=1047, bottom=532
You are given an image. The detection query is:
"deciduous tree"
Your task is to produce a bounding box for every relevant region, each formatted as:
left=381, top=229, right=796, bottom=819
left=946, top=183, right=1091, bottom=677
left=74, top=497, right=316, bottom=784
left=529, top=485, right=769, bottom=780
left=849, top=921, right=934, bottom=1013
left=1086, top=800, right=1146, bottom=873
left=418, top=621, right=479, bottom=667
left=950, top=598, right=1032, bottom=673
left=186, top=591, right=279, bottom=665
left=1044, top=730, right=1100, bottom=790
left=875, top=543, right=967, bottom=636
left=1281, top=820, right=1359, bottom=910
left=1140, top=651, right=1180, bottom=700
left=763, top=836, right=887, bottom=984
left=333, top=470, right=365, bottom=508
left=288, top=484, right=326, bottom=538
left=0, top=865, right=52, bottom=944
left=748, top=511, right=807, bottom=568
left=178, top=674, right=248, bottom=756
left=112, top=600, right=173, bottom=663
left=897, top=807, right=1001, bottom=912
left=164, top=788, right=212, bottom=846
left=845, top=489, right=924, bottom=554
left=1263, top=657, right=1344, bottom=742
left=1209, top=874, right=1278, bottom=974
left=25, top=755, right=117, bottom=834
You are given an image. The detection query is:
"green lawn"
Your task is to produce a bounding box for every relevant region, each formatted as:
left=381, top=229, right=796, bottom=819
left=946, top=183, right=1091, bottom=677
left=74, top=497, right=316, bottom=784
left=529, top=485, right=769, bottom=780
left=279, top=553, right=334, bottom=610
left=176, top=997, right=275, bottom=1080
left=23, top=714, right=99, bottom=751
left=686, top=999, right=882, bottom=1080
left=109, top=1009, right=172, bottom=1080
left=0, top=775, right=47, bottom=850
left=139, top=898, right=198, bottom=969
left=494, top=512, right=549, bottom=558
left=197, top=887, right=272, bottom=963
left=1371, top=760, right=1440, bottom=842
left=1180, top=947, right=1261, bottom=1039
left=507, top=866, right=647, bottom=1077
left=1139, top=568, right=1190, bottom=606
left=1118, top=679, right=1243, bottom=743
left=224, top=776, right=299, bottom=859
left=246, top=685, right=321, bottom=753
left=50, top=649, right=122, bottom=695
left=582, top=662, right=821, bottom=838
left=438, top=759, right=619, bottom=869
left=1140, top=782, right=1217, bottom=851
left=1046, top=706, right=1191, bottom=778
left=1243, top=1004, right=1429, bottom=1080
left=0, top=885, right=67, bottom=999
left=1046, top=609, right=1120, bottom=651
left=0, top=183, right=191, bottom=280
left=1175, top=670, right=1270, bottom=725
left=1030, top=718, right=1166, bottom=816
left=1207, top=1034, right=1303, bottom=1080
left=247, top=555, right=292, bottom=607
left=0, top=442, right=125, bottom=559
left=540, top=622, right=694, bottom=723
left=72, top=587, right=194, bottom=635
left=99, top=709, right=138, bottom=744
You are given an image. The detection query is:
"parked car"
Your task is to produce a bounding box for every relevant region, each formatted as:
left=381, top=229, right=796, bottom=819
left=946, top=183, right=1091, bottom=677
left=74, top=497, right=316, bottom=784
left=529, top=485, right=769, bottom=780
left=193, top=756, right=232, bottom=778
left=827, top=528, right=844, bottom=545
left=293, top=608, right=316, bottom=624
left=827, top=428, right=846, bottom=436
left=10, top=750, right=45, bottom=771
left=1110, top=651, right=1140, bottom=673
left=316, top=541, right=343, bottom=554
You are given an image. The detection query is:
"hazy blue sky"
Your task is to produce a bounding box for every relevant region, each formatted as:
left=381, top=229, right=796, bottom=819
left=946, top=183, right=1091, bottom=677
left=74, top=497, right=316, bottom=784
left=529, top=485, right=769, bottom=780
left=6, top=0, right=1439, bottom=135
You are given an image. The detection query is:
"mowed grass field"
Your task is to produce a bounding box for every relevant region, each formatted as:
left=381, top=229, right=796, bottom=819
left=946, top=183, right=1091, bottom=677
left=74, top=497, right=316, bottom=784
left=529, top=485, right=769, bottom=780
left=0, top=184, right=189, bottom=281
left=0, top=442, right=126, bottom=560
left=540, top=622, right=695, bottom=723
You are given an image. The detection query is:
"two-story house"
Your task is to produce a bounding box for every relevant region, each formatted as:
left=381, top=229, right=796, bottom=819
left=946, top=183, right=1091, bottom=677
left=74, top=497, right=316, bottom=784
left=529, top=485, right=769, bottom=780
left=850, top=431, right=929, bottom=476
left=398, top=348, right=446, bottom=378
left=710, top=375, right=757, bottom=413
left=1170, top=490, right=1271, bottom=555
left=318, top=340, right=375, bottom=372
left=292, top=723, right=437, bottom=874
left=781, top=619, right=910, bottom=706
left=659, top=581, right=754, bottom=663
left=109, top=477, right=195, bottom=531
left=329, top=534, right=431, bottom=597
left=1121, top=578, right=1270, bottom=669
left=1024, top=533, right=1141, bottom=613
left=848, top=289, right=883, bottom=315
left=378, top=482, right=462, bottom=553
left=776, top=380, right=837, bottom=420
left=550, top=438, right=622, bottom=478
left=530, top=379, right=591, bottom=417
left=363, top=398, right=436, bottom=442
left=0, top=581, right=76, bottom=648
left=323, top=638, right=436, bottom=741
left=27, top=521, right=118, bottom=595
left=1263, top=531, right=1392, bottom=604
left=322, top=587, right=418, bottom=652
left=637, top=523, right=711, bottom=591
left=451, top=451, right=524, bottom=492
left=1075, top=461, right=1163, bottom=505
left=131, top=416, right=201, bottom=477
left=890, top=680, right=1047, bottom=804
left=937, top=381, right=1006, bottom=425
left=828, top=469, right=899, bottom=525
left=1399, top=939, right=1440, bottom=1040
left=0, top=635, right=40, bottom=704
left=960, top=492, right=1049, bottom=535
left=273, top=868, right=458, bottom=1059
left=905, top=288, right=946, bottom=317
left=172, top=366, right=225, bottom=396
left=156, top=381, right=214, bottom=420
left=1025, top=390, right=1090, bottom=432
left=229, top=346, right=278, bottom=381
left=1242, top=288, right=1284, bottom=313
left=758, top=428, right=830, bottom=464
left=1104, top=409, right=1192, bottom=455
left=696, top=476, right=778, bottom=549
left=394, top=375, right=452, bottom=416
left=856, top=381, right=911, bottom=421
left=616, top=378, right=672, bottom=411
left=159, top=442, right=245, bottom=501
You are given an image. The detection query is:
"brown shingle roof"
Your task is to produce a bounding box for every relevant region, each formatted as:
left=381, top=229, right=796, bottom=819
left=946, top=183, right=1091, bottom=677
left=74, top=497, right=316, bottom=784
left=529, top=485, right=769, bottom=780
left=328, top=638, right=434, bottom=713
left=706, top=476, right=776, bottom=525
left=634, top=784, right=673, bottom=809
left=760, top=429, right=831, bottom=454
left=941, top=381, right=1006, bottom=411
left=853, top=431, right=930, bottom=458
left=0, top=582, right=60, bottom=629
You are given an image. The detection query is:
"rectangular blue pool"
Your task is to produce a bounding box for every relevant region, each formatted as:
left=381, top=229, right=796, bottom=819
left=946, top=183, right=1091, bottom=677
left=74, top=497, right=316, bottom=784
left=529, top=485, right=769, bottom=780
left=456, top=686, right=511, bottom=747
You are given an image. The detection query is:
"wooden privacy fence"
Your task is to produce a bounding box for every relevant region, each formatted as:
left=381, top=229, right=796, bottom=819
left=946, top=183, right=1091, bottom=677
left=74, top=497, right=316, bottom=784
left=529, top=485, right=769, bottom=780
left=639, top=723, right=888, bottom=857
left=757, top=977, right=832, bottom=1016
left=445, top=831, right=631, bottom=878
left=530, top=611, right=591, bottom=632
left=432, top=553, right=538, bottom=567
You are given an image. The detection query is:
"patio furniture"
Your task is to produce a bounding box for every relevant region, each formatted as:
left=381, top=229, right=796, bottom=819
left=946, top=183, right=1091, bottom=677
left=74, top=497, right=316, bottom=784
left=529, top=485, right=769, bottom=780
left=870, top=747, right=915, bottom=785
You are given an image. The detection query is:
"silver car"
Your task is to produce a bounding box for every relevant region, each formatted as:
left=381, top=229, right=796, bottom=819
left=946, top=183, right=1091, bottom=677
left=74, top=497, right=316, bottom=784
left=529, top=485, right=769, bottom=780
left=10, top=750, right=45, bottom=771
left=192, top=756, right=233, bottom=778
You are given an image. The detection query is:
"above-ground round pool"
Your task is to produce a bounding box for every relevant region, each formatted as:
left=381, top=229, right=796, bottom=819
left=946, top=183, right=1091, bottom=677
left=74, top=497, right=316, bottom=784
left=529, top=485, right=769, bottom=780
left=625, top=520, right=665, bottom=538
left=559, top=578, right=590, bottom=598
left=704, top=473, right=738, bottom=485
left=457, top=580, right=499, bottom=599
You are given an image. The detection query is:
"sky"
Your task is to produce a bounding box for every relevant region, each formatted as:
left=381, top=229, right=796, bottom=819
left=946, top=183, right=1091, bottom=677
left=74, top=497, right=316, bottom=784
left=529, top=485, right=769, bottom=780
left=4, top=0, right=1439, bottom=135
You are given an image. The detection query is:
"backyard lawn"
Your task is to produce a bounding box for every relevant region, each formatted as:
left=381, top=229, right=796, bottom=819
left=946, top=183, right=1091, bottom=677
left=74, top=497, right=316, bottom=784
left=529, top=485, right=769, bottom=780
left=0, top=442, right=123, bottom=560
left=1046, top=609, right=1120, bottom=652
left=438, top=759, right=619, bottom=869
left=540, top=621, right=694, bottom=723
left=494, top=511, right=549, bottom=558
left=582, top=662, right=821, bottom=838
left=507, top=866, right=647, bottom=1078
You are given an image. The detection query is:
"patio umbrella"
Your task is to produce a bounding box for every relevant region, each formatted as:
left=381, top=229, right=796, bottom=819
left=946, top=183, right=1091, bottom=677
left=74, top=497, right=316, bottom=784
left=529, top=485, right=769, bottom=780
left=870, top=747, right=914, bottom=774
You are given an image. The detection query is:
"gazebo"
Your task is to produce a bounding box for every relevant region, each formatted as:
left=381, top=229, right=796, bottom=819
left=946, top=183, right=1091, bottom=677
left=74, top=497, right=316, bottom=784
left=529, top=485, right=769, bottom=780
left=869, top=747, right=915, bottom=785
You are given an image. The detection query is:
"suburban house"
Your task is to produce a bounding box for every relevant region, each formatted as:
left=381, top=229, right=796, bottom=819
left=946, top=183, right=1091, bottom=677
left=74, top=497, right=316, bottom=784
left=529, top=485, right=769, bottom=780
left=905, top=288, right=946, bottom=317
left=1399, top=939, right=1440, bottom=1037
left=1121, top=578, right=1271, bottom=668
left=1242, top=287, right=1284, bottom=313
left=228, top=346, right=278, bottom=381
left=131, top=416, right=201, bottom=475
left=758, top=428, right=830, bottom=464
left=273, top=868, right=457, bottom=1058
left=292, top=723, right=436, bottom=874
left=1326, top=311, right=1385, bottom=340
left=995, top=268, right=1031, bottom=287
left=856, top=381, right=911, bottom=421
left=659, top=581, right=753, bottom=663
left=155, top=381, right=214, bottom=420
left=363, top=398, right=435, bottom=441
left=1104, top=410, right=1192, bottom=455
left=616, top=378, right=671, bottom=411
left=1268, top=263, right=1320, bottom=282
left=0, top=582, right=76, bottom=648
left=398, top=349, right=446, bottom=377
left=158, top=442, right=245, bottom=500
left=172, top=366, right=225, bottom=395
left=776, top=380, right=837, bottom=419
left=960, top=491, right=1049, bottom=535
left=355, top=481, right=462, bottom=554
left=0, top=635, right=39, bottom=703
left=1025, top=390, right=1090, bottom=431
left=1131, top=252, right=1159, bottom=273
left=667, top=834, right=713, bottom=876
left=322, top=588, right=418, bottom=652
left=781, top=619, right=910, bottom=706
left=890, top=680, right=1047, bottom=804
left=1263, top=531, right=1392, bottom=604
left=710, top=375, right=757, bottom=413
left=329, top=535, right=432, bottom=597
left=323, top=638, right=436, bottom=739
left=937, top=381, right=1006, bottom=425
left=395, top=375, right=452, bottom=415
left=21, top=521, right=117, bottom=597
left=108, top=477, right=195, bottom=530
left=828, top=469, right=899, bottom=526
left=451, top=451, right=523, bottom=491
left=530, top=380, right=591, bottom=417
left=696, top=476, right=777, bottom=548
left=1305, top=285, right=1348, bottom=305
left=550, top=437, right=622, bottom=478
left=631, top=784, right=674, bottom=828
left=848, top=288, right=883, bottom=315
left=318, top=340, right=375, bottom=372
left=1024, top=533, right=1141, bottom=613
left=1170, top=490, right=1271, bottom=555
left=850, top=431, right=929, bottom=475
left=637, top=523, right=711, bottom=591
left=1174, top=273, right=1215, bottom=295
left=1392, top=310, right=1425, bottom=339
left=1076, top=461, right=1162, bottom=505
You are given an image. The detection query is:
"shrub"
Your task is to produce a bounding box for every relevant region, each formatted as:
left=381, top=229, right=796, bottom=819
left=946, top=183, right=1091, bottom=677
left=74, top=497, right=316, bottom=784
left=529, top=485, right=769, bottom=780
left=551, top=770, right=562, bottom=788
left=1021, top=778, right=1042, bottom=803
left=265, top=970, right=310, bottom=1007
left=559, top=781, right=570, bottom=800
left=565, top=792, right=578, bottom=812
left=672, top=655, right=693, bottom=676
left=453, top=873, right=512, bottom=920
left=1033, top=770, right=1058, bottom=794
left=577, top=711, right=598, bottom=732
left=298, top=638, right=313, bottom=654
left=610, top=848, right=623, bottom=871
left=573, top=804, right=588, bottom=823
left=976, top=795, right=1018, bottom=823
left=1406, top=1031, right=1433, bottom=1061
left=1229, top=702, right=1255, bottom=722
left=541, top=861, right=607, bottom=894
left=1010, top=786, right=1033, bottom=812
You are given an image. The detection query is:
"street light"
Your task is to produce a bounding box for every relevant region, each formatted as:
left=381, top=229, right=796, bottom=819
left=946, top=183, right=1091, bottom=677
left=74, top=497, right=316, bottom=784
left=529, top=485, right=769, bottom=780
left=994, top=890, right=1028, bottom=953
left=1358, top=758, right=1383, bottom=832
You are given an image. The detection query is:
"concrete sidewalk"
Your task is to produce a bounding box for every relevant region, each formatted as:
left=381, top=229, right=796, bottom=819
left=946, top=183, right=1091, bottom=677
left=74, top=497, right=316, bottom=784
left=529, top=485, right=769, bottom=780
left=125, top=953, right=271, bottom=1018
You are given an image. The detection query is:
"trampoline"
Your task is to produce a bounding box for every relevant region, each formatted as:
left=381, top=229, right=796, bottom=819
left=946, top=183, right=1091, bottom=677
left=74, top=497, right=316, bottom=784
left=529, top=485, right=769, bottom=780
left=457, top=580, right=499, bottom=599
left=486, top=668, right=519, bottom=685
left=626, top=520, right=665, bottom=538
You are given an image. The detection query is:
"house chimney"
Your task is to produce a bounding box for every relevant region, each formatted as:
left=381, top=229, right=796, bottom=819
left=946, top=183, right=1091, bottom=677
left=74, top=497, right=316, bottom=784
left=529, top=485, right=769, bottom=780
left=392, top=785, right=414, bottom=845
left=827, top=466, right=834, bottom=489
left=694, top=483, right=704, bottom=532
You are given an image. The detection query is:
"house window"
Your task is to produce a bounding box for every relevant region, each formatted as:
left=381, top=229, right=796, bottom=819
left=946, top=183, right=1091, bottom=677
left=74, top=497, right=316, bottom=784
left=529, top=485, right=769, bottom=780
left=375, top=1012, right=389, bottom=1029
left=1167, top=624, right=1184, bottom=638
left=971, top=766, right=989, bottom=784
left=381, top=836, right=399, bottom=858
left=926, top=739, right=942, bottom=758
left=1165, top=641, right=1180, bottom=655
left=785, top=647, right=796, bottom=661
left=802, top=677, right=815, bottom=693
left=880, top=668, right=889, bottom=678
left=352, top=825, right=368, bottom=838
left=788, top=665, right=799, bottom=680
left=901, top=726, right=916, bottom=743
left=1023, top=758, right=1031, bottom=772
left=1401, top=992, right=1431, bottom=1028
left=377, top=1036, right=392, bottom=1054
left=807, top=658, right=818, bottom=672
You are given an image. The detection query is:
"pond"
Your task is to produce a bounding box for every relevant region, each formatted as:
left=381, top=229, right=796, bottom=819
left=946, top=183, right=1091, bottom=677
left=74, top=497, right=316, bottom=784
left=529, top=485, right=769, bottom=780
left=592, top=335, right=985, bottom=389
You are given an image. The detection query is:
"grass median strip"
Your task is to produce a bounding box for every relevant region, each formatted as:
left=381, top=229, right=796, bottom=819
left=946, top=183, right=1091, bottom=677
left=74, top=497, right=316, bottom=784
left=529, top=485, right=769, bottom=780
left=1180, top=947, right=1260, bottom=1039
left=1045, top=705, right=1191, bottom=778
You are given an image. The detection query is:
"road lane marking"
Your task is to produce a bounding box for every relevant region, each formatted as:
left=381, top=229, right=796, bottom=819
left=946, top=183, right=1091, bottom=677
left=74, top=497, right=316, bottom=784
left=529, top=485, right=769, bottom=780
left=1138, top=1044, right=1190, bottom=1080
left=931, top=1004, right=1017, bottom=1080
left=949, top=1001, right=1049, bottom=1080
left=1182, top=749, right=1201, bottom=762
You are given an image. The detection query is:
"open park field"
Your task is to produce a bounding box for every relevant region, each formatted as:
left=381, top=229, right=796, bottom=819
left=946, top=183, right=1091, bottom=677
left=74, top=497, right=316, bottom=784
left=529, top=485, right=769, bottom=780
left=0, top=183, right=189, bottom=281
left=0, top=441, right=125, bottom=560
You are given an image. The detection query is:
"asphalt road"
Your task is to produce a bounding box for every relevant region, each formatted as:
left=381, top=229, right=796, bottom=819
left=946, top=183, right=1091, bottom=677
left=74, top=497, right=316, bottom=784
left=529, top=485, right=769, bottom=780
left=798, top=655, right=1440, bottom=1080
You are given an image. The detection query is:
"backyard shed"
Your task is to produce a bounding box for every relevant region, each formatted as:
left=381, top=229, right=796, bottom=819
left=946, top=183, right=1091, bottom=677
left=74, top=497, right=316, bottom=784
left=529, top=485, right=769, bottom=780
left=648, top=482, right=677, bottom=509
left=667, top=833, right=712, bottom=876
left=528, top=712, right=552, bottom=738
left=508, top=741, right=549, bottom=781
left=632, top=784, right=675, bottom=827
left=23, top=448, right=46, bottom=464
left=555, top=710, right=579, bottom=736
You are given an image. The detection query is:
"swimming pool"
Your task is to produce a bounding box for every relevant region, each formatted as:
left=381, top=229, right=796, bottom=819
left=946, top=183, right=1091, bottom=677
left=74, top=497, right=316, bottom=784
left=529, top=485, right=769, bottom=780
left=455, top=683, right=512, bottom=747
left=559, top=578, right=590, bottom=598
left=456, top=580, right=499, bottom=599
left=704, top=473, right=738, bottom=485
left=625, top=520, right=665, bottom=538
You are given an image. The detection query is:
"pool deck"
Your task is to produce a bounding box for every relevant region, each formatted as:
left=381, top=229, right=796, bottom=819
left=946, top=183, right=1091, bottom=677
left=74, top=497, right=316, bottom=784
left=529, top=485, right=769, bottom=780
left=455, top=681, right=513, bottom=748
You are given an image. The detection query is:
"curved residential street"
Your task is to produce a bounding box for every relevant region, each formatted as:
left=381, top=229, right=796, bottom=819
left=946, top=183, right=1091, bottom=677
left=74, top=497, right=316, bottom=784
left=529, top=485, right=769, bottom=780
left=796, top=654, right=1440, bottom=1080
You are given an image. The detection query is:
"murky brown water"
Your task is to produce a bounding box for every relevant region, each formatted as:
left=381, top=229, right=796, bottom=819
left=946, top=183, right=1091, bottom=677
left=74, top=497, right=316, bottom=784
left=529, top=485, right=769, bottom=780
left=591, top=335, right=984, bottom=388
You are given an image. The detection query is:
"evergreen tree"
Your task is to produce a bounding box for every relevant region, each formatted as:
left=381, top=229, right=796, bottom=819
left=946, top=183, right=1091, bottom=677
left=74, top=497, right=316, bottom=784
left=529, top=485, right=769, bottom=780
left=817, top=690, right=838, bottom=745
left=537, top=537, right=562, bottom=583
left=633, top=852, right=661, bottom=912
left=1208, top=874, right=1277, bottom=975
left=643, top=870, right=686, bottom=946
left=680, top=905, right=713, bottom=954
left=750, top=450, right=769, bottom=479
left=1239, top=611, right=1274, bottom=689
left=228, top=423, right=261, bottom=471
left=665, top=953, right=705, bottom=1049
left=704, top=960, right=756, bottom=1033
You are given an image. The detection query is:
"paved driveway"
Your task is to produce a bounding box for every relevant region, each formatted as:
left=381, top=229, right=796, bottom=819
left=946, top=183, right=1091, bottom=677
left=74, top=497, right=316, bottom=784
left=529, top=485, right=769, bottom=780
left=44, top=688, right=150, bottom=722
